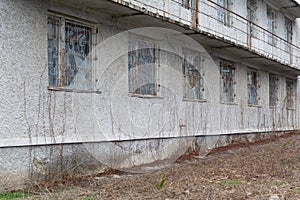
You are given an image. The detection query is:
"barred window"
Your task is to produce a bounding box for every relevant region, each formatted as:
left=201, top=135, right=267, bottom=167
left=220, top=60, right=235, bottom=103
left=269, top=74, right=278, bottom=107
left=47, top=15, right=93, bottom=90
left=128, top=35, right=159, bottom=96
left=247, top=69, right=258, bottom=105
left=286, top=79, right=295, bottom=109
left=182, top=49, right=204, bottom=100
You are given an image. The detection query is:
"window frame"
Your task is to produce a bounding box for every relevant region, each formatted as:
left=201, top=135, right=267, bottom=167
left=286, top=78, right=295, bottom=110
left=266, top=5, right=277, bottom=46
left=217, top=0, right=232, bottom=26
left=219, top=59, right=236, bottom=103
left=128, top=34, right=160, bottom=97
left=181, top=0, right=194, bottom=10
left=182, top=49, right=205, bottom=101
left=284, top=18, right=293, bottom=53
left=247, top=68, right=259, bottom=106
left=47, top=14, right=97, bottom=93
left=269, top=73, right=279, bottom=107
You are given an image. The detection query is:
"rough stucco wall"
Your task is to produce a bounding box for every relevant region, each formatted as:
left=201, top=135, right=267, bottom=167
left=0, top=0, right=300, bottom=190
left=0, top=0, right=48, bottom=139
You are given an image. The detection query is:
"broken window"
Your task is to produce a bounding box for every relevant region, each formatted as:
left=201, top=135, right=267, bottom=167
left=128, top=35, right=158, bottom=96
left=47, top=15, right=93, bottom=90
left=286, top=79, right=295, bottom=109
left=220, top=60, right=235, bottom=103
left=247, top=69, right=258, bottom=105
left=182, top=49, right=204, bottom=100
left=285, top=18, right=293, bottom=53
left=267, top=6, right=277, bottom=46
left=269, top=74, right=279, bottom=107
left=217, top=0, right=231, bottom=26
left=182, top=0, right=194, bottom=9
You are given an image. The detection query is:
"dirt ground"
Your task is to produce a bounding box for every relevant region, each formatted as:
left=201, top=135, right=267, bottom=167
left=24, top=133, right=300, bottom=200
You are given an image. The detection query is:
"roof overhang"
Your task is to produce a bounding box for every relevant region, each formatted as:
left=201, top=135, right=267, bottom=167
left=270, top=0, right=300, bottom=18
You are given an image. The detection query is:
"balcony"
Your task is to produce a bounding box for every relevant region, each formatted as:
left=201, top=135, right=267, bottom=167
left=52, top=0, right=300, bottom=75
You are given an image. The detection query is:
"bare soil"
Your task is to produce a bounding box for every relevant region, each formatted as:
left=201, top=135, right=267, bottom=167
left=24, top=133, right=300, bottom=200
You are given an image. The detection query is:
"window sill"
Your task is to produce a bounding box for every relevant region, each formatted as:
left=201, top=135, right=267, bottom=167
left=269, top=106, right=277, bottom=109
left=48, top=87, right=102, bottom=94
left=128, top=93, right=163, bottom=99
left=183, top=98, right=207, bottom=103
left=248, top=104, right=262, bottom=108
left=286, top=108, right=296, bottom=111
left=219, top=101, right=238, bottom=105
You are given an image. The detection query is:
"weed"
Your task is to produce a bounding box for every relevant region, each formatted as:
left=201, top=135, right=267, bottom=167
left=81, top=197, right=95, bottom=200
left=270, top=181, right=285, bottom=186
left=0, top=191, right=29, bottom=200
left=220, top=179, right=241, bottom=185
left=156, top=174, right=166, bottom=190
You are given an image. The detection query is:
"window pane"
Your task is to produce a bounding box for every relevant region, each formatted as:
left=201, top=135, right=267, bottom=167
left=47, top=16, right=60, bottom=87
left=286, top=79, right=295, bottom=109
left=247, top=70, right=258, bottom=105
left=220, top=61, right=235, bottom=102
left=128, top=37, right=157, bottom=95
left=183, top=50, right=204, bottom=100
left=269, top=74, right=278, bottom=107
left=64, top=22, right=92, bottom=89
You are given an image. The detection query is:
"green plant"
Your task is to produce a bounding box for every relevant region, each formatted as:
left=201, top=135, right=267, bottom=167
left=271, top=181, right=284, bottom=186
left=0, top=191, right=29, bottom=200
left=220, top=179, right=241, bottom=185
left=156, top=174, right=166, bottom=190
left=81, top=197, right=95, bottom=200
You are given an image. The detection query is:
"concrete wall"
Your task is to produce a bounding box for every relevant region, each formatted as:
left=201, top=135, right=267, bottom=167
left=0, top=0, right=299, bottom=189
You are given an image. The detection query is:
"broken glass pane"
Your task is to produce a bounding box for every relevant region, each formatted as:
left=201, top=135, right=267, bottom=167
left=64, top=22, right=92, bottom=89
left=183, top=49, right=204, bottom=100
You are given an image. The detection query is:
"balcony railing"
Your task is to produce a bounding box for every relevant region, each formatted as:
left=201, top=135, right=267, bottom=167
left=117, top=0, right=300, bottom=69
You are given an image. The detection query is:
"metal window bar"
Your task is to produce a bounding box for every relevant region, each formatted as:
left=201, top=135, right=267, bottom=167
left=47, top=15, right=93, bottom=90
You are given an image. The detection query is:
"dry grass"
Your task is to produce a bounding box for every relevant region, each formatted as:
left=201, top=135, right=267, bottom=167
left=13, top=132, right=300, bottom=199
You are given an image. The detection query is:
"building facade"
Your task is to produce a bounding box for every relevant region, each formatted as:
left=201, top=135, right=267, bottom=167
left=0, top=0, right=300, bottom=189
